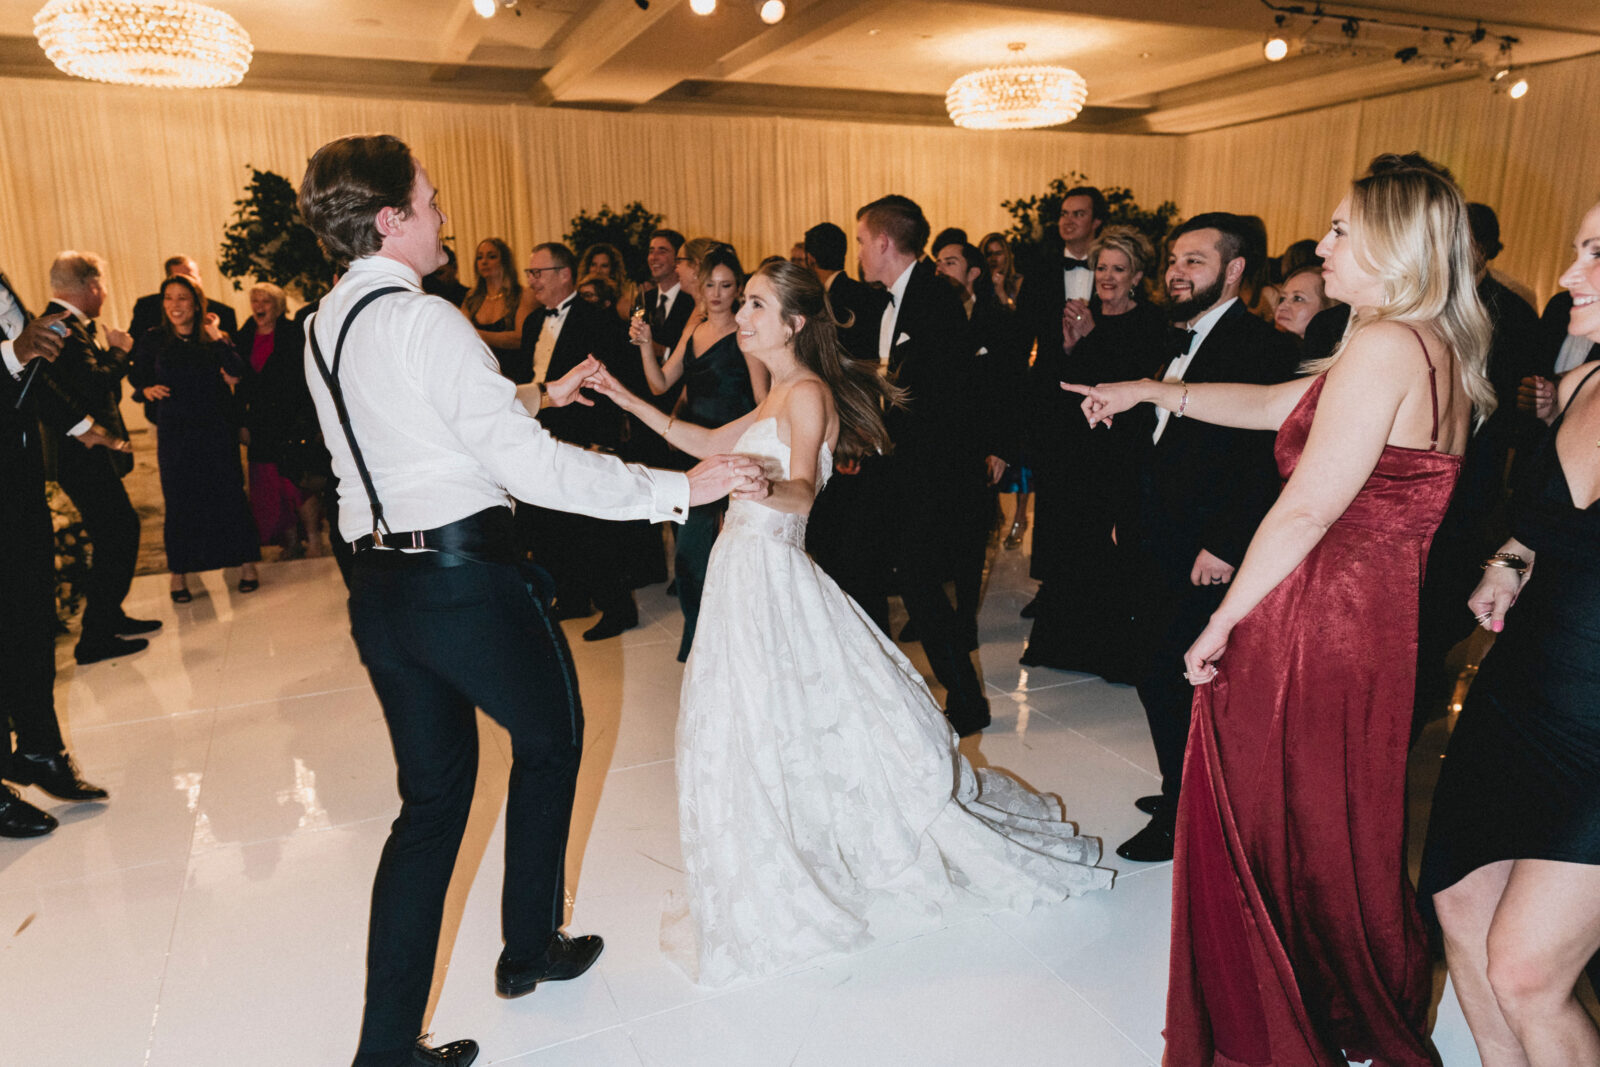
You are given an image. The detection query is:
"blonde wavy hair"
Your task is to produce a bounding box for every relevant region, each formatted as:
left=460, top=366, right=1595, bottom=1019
left=1306, top=156, right=1495, bottom=422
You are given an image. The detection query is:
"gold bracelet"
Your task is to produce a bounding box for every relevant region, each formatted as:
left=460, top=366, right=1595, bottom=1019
left=663, top=415, right=675, bottom=440
left=1481, top=553, right=1527, bottom=575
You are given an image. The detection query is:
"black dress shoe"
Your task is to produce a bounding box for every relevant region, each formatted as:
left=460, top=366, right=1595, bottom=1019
left=582, top=607, right=638, bottom=642
left=0, top=785, right=57, bottom=837
left=73, top=634, right=148, bottom=664
left=1116, top=814, right=1176, bottom=863
left=496, top=932, right=604, bottom=998
left=6, top=751, right=109, bottom=802
left=552, top=598, right=594, bottom=621
left=944, top=700, right=992, bottom=739
left=113, top=615, right=163, bottom=636
left=1134, top=794, right=1167, bottom=816
left=410, top=1037, right=478, bottom=1065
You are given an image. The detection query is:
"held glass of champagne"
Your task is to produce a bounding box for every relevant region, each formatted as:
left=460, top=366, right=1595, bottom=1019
left=630, top=292, right=649, bottom=346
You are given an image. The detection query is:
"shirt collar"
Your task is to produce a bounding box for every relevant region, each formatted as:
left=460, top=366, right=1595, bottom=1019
left=352, top=255, right=423, bottom=289
left=1185, top=296, right=1238, bottom=350
left=886, top=260, right=916, bottom=307
left=552, top=292, right=577, bottom=316
left=54, top=297, right=89, bottom=323
left=659, top=282, right=681, bottom=304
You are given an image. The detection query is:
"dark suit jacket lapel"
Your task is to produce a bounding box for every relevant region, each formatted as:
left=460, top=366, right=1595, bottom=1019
left=1181, top=300, right=1248, bottom=383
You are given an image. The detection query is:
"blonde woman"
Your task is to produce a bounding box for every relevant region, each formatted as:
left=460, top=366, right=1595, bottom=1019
left=1067, top=154, right=1493, bottom=1065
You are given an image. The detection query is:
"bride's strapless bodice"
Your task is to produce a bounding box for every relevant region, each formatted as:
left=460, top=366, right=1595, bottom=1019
left=721, top=417, right=831, bottom=550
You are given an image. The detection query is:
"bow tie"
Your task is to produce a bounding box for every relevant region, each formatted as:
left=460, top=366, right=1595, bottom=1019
left=1062, top=257, right=1090, bottom=272
left=1172, top=328, right=1197, bottom=355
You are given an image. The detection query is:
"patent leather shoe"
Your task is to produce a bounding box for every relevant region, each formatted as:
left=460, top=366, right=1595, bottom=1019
left=0, top=785, right=56, bottom=837
left=6, top=751, right=109, bottom=802
left=495, top=932, right=604, bottom=998
left=1134, top=794, right=1167, bottom=816
left=113, top=615, right=163, bottom=636
left=944, top=698, right=991, bottom=739
left=1116, top=813, right=1176, bottom=863
left=410, top=1037, right=478, bottom=1065
left=74, top=634, right=148, bottom=664
left=582, top=606, right=637, bottom=642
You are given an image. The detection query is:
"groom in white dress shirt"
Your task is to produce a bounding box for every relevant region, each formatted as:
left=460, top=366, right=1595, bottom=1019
left=297, top=135, right=764, bottom=1067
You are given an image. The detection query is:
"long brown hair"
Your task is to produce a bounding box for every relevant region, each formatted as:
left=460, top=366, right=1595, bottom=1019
left=753, top=259, right=902, bottom=460
left=159, top=275, right=206, bottom=341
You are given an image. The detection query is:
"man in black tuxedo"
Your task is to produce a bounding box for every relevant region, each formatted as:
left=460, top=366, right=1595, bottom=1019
left=129, top=255, right=238, bottom=339
left=855, top=195, right=991, bottom=736
left=0, top=271, right=110, bottom=836
left=37, top=252, right=160, bottom=664
left=801, top=222, right=896, bottom=626
left=1116, top=212, right=1297, bottom=861
left=935, top=239, right=1027, bottom=648
left=520, top=242, right=644, bottom=640
left=1014, top=187, right=1108, bottom=618
left=641, top=230, right=693, bottom=413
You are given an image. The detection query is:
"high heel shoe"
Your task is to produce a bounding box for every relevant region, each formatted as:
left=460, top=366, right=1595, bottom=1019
left=237, top=576, right=260, bottom=593
left=170, top=584, right=192, bottom=603
left=1004, top=520, right=1028, bottom=549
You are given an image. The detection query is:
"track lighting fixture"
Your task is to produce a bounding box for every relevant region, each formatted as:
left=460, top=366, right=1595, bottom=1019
left=473, top=0, right=519, bottom=18
left=689, top=0, right=716, bottom=15
left=756, top=0, right=785, bottom=23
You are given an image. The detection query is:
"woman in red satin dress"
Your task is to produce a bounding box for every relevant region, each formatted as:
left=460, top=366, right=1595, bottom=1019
left=1067, top=155, right=1494, bottom=1065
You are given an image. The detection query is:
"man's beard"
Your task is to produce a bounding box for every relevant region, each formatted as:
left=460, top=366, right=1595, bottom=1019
left=1165, top=273, right=1227, bottom=322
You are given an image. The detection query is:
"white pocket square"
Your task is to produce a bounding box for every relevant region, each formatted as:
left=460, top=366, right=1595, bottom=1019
left=895, top=332, right=910, bottom=346
left=976, top=346, right=989, bottom=356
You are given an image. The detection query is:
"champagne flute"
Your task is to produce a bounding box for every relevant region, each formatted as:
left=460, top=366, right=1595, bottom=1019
left=629, top=291, right=649, bottom=346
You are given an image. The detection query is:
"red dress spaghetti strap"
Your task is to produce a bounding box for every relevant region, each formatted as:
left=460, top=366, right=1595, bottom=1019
left=1165, top=335, right=1460, bottom=1066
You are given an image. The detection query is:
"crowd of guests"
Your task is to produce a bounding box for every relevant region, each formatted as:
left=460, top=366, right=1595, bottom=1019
left=2, top=143, right=1597, bottom=1066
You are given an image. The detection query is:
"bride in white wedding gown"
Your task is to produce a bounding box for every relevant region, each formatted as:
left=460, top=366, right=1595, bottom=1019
left=585, top=260, right=1112, bottom=986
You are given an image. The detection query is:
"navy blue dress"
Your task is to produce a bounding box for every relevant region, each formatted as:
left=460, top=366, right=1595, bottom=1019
left=130, top=330, right=261, bottom=574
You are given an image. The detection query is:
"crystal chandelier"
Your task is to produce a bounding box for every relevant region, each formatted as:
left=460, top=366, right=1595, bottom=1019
left=34, top=0, right=253, bottom=89
left=946, top=43, right=1088, bottom=131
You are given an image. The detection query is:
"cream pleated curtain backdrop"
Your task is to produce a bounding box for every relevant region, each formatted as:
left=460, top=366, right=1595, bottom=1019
left=1181, top=50, right=1600, bottom=309
left=0, top=75, right=1180, bottom=326
left=3, top=49, right=1596, bottom=324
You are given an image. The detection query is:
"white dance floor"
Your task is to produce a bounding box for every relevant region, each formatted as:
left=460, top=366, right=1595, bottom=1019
left=2, top=536, right=1486, bottom=1065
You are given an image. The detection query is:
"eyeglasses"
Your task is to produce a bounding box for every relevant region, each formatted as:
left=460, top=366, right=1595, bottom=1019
left=525, top=267, right=563, bottom=279
left=675, top=256, right=692, bottom=263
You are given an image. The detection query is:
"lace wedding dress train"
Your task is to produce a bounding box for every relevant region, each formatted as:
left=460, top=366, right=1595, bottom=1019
left=662, top=418, right=1112, bottom=987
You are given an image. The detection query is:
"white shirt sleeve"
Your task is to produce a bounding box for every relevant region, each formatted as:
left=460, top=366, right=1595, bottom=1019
left=2, top=340, right=21, bottom=378
left=411, top=306, right=690, bottom=523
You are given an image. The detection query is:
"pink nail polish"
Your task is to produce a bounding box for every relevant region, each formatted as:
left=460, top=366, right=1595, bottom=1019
left=1490, top=620, right=1504, bottom=633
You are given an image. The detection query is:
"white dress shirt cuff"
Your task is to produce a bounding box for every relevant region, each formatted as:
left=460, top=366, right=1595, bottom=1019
left=1, top=339, right=20, bottom=379
left=67, top=416, right=94, bottom=437
left=649, top=469, right=692, bottom=524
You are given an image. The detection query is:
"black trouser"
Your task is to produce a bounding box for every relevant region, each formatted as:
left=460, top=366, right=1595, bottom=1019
left=54, top=441, right=139, bottom=639
left=806, top=460, right=895, bottom=635
left=0, top=472, right=65, bottom=774
left=674, top=503, right=720, bottom=661
left=348, top=554, right=583, bottom=1059
left=523, top=505, right=634, bottom=616
left=894, top=461, right=989, bottom=716
left=1134, top=573, right=1228, bottom=808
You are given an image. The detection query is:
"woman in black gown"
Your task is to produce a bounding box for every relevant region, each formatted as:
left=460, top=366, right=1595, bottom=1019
left=463, top=238, right=534, bottom=382
left=1422, top=201, right=1600, bottom=1064
left=129, top=275, right=260, bottom=600
left=1022, top=226, right=1168, bottom=681
left=629, top=244, right=769, bottom=659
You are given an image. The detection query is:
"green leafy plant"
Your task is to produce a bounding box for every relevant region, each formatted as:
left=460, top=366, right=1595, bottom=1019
left=219, top=167, right=338, bottom=302
left=48, top=482, right=91, bottom=624
left=565, top=201, right=666, bottom=283
left=1001, top=172, right=1180, bottom=277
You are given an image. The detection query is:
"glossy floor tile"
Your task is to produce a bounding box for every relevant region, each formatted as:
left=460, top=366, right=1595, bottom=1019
left=2, top=542, right=1502, bottom=1065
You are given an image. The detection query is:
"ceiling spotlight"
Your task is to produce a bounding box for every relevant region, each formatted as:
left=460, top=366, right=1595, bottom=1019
left=756, top=0, right=785, bottom=23
left=1509, top=77, right=1529, bottom=98
left=473, top=0, right=496, bottom=16
left=1263, top=36, right=1289, bottom=62
left=689, top=0, right=716, bottom=14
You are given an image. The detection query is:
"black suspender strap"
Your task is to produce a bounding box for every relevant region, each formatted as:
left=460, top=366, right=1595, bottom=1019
left=306, top=286, right=407, bottom=538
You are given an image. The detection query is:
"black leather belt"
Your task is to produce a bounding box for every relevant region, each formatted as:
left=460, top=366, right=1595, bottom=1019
left=352, top=506, right=517, bottom=566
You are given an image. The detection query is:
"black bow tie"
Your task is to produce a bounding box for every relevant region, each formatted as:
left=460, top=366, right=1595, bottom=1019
left=1062, top=257, right=1090, bottom=272
left=84, top=319, right=97, bottom=339
left=1173, top=328, right=1197, bottom=355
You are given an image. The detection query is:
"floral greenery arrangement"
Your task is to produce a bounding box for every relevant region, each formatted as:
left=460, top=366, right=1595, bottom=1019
left=565, top=201, right=666, bottom=283
left=219, top=167, right=338, bottom=302
left=1001, top=172, right=1180, bottom=278
left=48, top=482, right=91, bottom=624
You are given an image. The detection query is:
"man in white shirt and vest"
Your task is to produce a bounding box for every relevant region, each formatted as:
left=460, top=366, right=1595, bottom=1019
left=298, top=135, right=764, bottom=1067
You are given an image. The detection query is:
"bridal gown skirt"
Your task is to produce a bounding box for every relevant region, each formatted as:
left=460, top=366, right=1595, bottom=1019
left=664, top=499, right=1112, bottom=987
